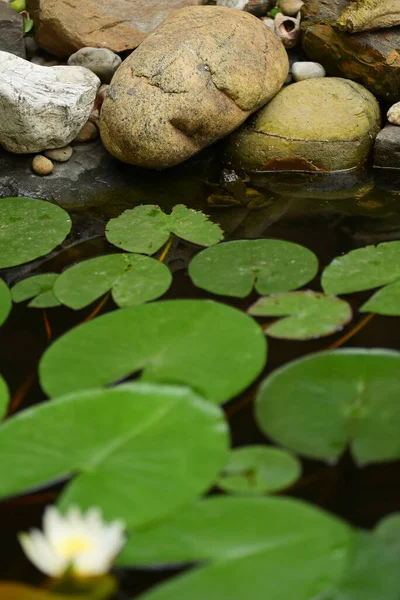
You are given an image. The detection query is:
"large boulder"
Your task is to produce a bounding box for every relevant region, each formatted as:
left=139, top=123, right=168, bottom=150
left=27, top=0, right=207, bottom=57
left=0, top=52, right=100, bottom=153
left=301, top=0, right=400, bottom=103
left=100, top=6, right=289, bottom=169
left=224, top=77, right=381, bottom=172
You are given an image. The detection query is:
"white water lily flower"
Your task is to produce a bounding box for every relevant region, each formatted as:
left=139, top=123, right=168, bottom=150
left=19, top=505, right=126, bottom=577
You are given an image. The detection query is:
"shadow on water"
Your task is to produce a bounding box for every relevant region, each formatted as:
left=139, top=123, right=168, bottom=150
left=1, top=152, right=400, bottom=597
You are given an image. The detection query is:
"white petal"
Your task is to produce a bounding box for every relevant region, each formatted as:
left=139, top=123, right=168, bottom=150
left=43, top=506, right=68, bottom=549
left=19, top=529, right=67, bottom=577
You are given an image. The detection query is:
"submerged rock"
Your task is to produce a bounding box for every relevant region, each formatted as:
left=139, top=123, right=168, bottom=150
left=225, top=77, right=381, bottom=172
left=100, top=6, right=288, bottom=169
left=0, top=52, right=100, bottom=153
left=27, top=0, right=207, bottom=57
left=302, top=0, right=400, bottom=103
left=337, top=0, right=400, bottom=33
left=68, top=48, right=122, bottom=84
left=0, top=2, right=25, bottom=59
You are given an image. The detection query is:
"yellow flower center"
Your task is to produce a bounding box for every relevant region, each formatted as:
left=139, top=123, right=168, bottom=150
left=58, top=536, right=94, bottom=558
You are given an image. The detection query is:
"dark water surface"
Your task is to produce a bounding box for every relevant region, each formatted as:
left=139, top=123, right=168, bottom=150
left=1, top=156, right=400, bottom=598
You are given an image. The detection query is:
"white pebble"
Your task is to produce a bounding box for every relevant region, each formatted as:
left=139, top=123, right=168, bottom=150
left=292, top=62, right=326, bottom=82
left=388, top=102, right=400, bottom=126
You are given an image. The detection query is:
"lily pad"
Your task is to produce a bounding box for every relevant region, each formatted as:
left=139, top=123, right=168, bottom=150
left=0, top=374, right=9, bottom=420
left=249, top=291, right=352, bottom=340
left=217, top=446, right=301, bottom=495
left=188, top=239, right=318, bottom=298
left=105, top=204, right=223, bottom=255
left=256, top=349, right=400, bottom=465
left=0, top=279, right=12, bottom=325
left=322, top=242, right=400, bottom=295
left=12, top=274, right=61, bottom=308
left=54, top=254, right=172, bottom=309
left=119, top=497, right=351, bottom=600
left=361, top=280, right=400, bottom=316
left=39, top=300, right=267, bottom=403
left=0, top=383, right=228, bottom=528
left=0, top=197, right=71, bottom=269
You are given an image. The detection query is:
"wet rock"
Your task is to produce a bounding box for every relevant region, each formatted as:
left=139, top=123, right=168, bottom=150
left=44, top=146, right=73, bottom=162
left=301, top=0, right=400, bottom=103
left=0, top=2, right=26, bottom=58
left=292, top=61, right=325, bottom=81
left=32, top=155, right=53, bottom=175
left=74, top=121, right=99, bottom=143
left=68, top=47, right=122, bottom=84
left=225, top=77, right=381, bottom=172
left=387, top=102, right=400, bottom=126
left=374, top=125, right=400, bottom=169
left=27, top=0, right=207, bottom=57
left=100, top=6, right=288, bottom=169
left=0, top=51, right=100, bottom=153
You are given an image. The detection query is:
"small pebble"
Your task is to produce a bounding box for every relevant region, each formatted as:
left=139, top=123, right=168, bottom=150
left=292, top=61, right=326, bottom=82
left=387, top=102, right=400, bottom=126
left=279, top=0, right=304, bottom=16
left=68, top=47, right=121, bottom=83
left=73, top=121, right=99, bottom=143
left=32, top=155, right=53, bottom=176
left=44, top=145, right=73, bottom=162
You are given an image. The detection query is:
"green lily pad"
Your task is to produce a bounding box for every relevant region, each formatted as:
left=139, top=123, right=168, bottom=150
left=322, top=242, right=400, bottom=295
left=0, top=375, right=9, bottom=420
left=249, top=291, right=352, bottom=340
left=0, top=279, right=12, bottom=325
left=11, top=274, right=61, bottom=308
left=0, top=197, right=71, bottom=269
left=256, top=349, right=400, bottom=465
left=54, top=254, right=172, bottom=309
left=217, top=446, right=301, bottom=495
left=0, top=383, right=228, bottom=528
left=119, top=497, right=351, bottom=600
left=39, top=300, right=267, bottom=403
left=105, top=204, right=223, bottom=255
left=361, top=280, right=400, bottom=316
left=188, top=239, right=318, bottom=298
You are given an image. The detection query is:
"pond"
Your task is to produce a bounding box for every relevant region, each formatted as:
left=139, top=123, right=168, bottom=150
left=1, top=148, right=400, bottom=599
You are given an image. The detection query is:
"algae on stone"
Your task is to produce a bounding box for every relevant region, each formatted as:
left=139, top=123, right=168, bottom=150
left=225, top=78, right=381, bottom=172
left=337, top=0, right=400, bottom=33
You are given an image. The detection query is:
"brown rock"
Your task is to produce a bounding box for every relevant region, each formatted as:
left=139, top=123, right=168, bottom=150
left=100, top=6, right=289, bottom=169
left=32, top=155, right=53, bottom=175
left=301, top=0, right=400, bottom=103
left=27, top=0, right=207, bottom=57
left=74, top=121, right=99, bottom=142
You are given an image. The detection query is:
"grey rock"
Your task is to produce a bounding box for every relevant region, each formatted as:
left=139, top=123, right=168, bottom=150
left=0, top=51, right=100, bottom=153
left=44, top=146, right=73, bottom=162
left=68, top=47, right=122, bottom=84
left=374, top=125, right=400, bottom=169
left=0, top=2, right=26, bottom=59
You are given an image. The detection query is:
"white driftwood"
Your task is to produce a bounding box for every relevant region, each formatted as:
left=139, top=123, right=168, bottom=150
left=0, top=51, right=100, bottom=153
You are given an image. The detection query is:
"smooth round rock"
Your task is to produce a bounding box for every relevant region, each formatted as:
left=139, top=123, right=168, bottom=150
left=32, top=154, right=53, bottom=175
left=68, top=47, right=122, bottom=83
left=292, top=61, right=325, bottom=82
left=44, top=145, right=73, bottom=162
left=100, top=5, right=289, bottom=169
left=73, top=121, right=99, bottom=142
left=225, top=77, right=381, bottom=172
left=387, top=102, right=400, bottom=126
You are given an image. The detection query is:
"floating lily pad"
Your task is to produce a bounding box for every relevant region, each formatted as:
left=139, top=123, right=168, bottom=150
left=0, top=375, right=9, bottom=420
left=256, top=349, right=400, bottom=465
left=54, top=254, right=172, bottom=309
left=119, top=496, right=351, bottom=600
left=106, top=204, right=223, bottom=255
left=0, top=279, right=11, bottom=325
left=217, top=446, right=301, bottom=495
left=188, top=239, right=318, bottom=298
left=322, top=242, right=400, bottom=295
left=39, top=300, right=267, bottom=403
left=0, top=197, right=71, bottom=268
left=12, top=274, right=61, bottom=308
left=361, top=280, right=400, bottom=316
left=249, top=291, right=352, bottom=340
left=0, top=383, right=228, bottom=528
